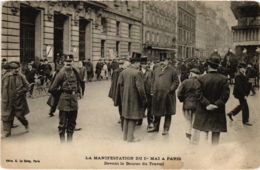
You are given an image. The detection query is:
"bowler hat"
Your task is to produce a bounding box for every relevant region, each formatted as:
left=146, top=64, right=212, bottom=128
left=8, top=61, right=20, bottom=69
left=207, top=52, right=221, bottom=69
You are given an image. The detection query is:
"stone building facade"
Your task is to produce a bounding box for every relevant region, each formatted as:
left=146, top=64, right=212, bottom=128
left=177, top=1, right=196, bottom=59
left=194, top=2, right=233, bottom=59
left=1, top=1, right=142, bottom=67
left=231, top=1, right=260, bottom=64
left=142, top=1, right=177, bottom=60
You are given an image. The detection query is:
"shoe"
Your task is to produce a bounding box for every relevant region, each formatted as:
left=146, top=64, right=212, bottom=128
left=162, top=129, right=169, bottom=136
left=1, top=132, right=11, bottom=138
left=25, top=125, right=29, bottom=132
left=11, top=124, right=19, bottom=128
left=243, top=122, right=252, bottom=126
left=74, top=127, right=82, bottom=131
left=147, top=127, right=159, bottom=133
left=186, top=133, right=191, bottom=140
left=128, top=138, right=141, bottom=143
left=147, top=124, right=154, bottom=131
left=49, top=112, right=54, bottom=117
left=227, top=113, right=233, bottom=121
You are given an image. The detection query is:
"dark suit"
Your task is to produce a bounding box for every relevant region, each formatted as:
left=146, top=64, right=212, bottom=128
left=230, top=72, right=250, bottom=124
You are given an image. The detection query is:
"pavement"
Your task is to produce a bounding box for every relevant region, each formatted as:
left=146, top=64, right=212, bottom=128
left=1, top=80, right=260, bottom=169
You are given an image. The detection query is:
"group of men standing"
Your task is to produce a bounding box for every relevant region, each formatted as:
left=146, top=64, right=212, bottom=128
left=109, top=54, right=180, bottom=142
left=109, top=51, right=254, bottom=145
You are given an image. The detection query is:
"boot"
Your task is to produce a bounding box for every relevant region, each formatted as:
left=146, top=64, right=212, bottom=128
left=67, top=133, right=73, bottom=142
left=59, top=133, right=65, bottom=143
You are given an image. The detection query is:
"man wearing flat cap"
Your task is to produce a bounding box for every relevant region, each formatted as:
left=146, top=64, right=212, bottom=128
left=49, top=54, right=83, bottom=143
left=193, top=53, right=230, bottom=145
left=227, top=62, right=252, bottom=126
left=177, top=67, right=201, bottom=143
left=149, top=55, right=179, bottom=135
left=2, top=61, right=30, bottom=138
left=115, top=54, right=147, bottom=142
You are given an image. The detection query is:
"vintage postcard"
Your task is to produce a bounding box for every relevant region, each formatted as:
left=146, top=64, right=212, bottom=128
left=1, top=0, right=260, bottom=169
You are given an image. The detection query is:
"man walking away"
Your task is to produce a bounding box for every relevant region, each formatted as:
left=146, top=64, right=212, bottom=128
left=25, top=63, right=37, bottom=97
left=86, top=59, right=94, bottom=82
left=116, top=55, right=147, bottom=142
left=148, top=56, right=179, bottom=135
left=2, top=61, right=30, bottom=138
left=246, top=63, right=257, bottom=96
left=177, top=67, right=201, bottom=144
left=227, top=62, right=252, bottom=126
left=193, top=53, right=230, bottom=145
left=49, top=55, right=83, bottom=143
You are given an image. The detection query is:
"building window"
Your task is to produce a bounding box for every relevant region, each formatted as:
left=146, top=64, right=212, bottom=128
left=116, top=41, right=120, bottom=57
left=101, top=17, right=107, bottom=33
left=128, top=24, right=132, bottom=37
left=20, top=7, right=38, bottom=63
left=79, top=19, right=87, bottom=61
left=101, top=40, right=105, bottom=58
left=128, top=42, right=131, bottom=55
left=116, top=21, right=120, bottom=36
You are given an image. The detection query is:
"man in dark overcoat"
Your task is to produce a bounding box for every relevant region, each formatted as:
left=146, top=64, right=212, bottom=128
left=49, top=55, right=83, bottom=143
left=193, top=53, right=230, bottom=145
left=108, top=60, right=125, bottom=129
left=148, top=56, right=179, bottom=135
left=1, top=61, right=30, bottom=138
left=227, top=62, right=252, bottom=126
left=115, top=57, right=147, bottom=142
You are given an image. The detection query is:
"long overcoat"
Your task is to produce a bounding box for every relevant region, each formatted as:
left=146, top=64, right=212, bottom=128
left=108, top=68, right=123, bottom=103
left=152, top=66, right=179, bottom=117
left=193, top=71, right=230, bottom=132
left=1, top=72, right=30, bottom=121
left=115, top=65, right=147, bottom=120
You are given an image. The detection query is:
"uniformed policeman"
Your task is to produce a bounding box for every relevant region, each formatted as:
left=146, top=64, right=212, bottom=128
left=49, top=55, right=83, bottom=143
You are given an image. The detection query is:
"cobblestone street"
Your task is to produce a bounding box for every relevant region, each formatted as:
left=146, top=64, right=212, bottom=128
left=1, top=80, right=260, bottom=169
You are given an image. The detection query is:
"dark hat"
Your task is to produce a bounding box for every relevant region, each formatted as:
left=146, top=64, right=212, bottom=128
left=207, top=52, right=221, bottom=69
left=130, top=52, right=142, bottom=63
left=238, top=62, right=247, bottom=68
left=190, top=68, right=201, bottom=74
left=2, top=58, right=7, bottom=62
left=8, top=61, right=20, bottom=69
left=44, top=58, right=48, bottom=62
left=140, top=56, right=148, bottom=65
left=65, top=54, right=73, bottom=62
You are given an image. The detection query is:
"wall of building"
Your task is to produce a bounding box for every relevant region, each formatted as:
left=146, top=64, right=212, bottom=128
left=177, top=1, right=196, bottom=59
left=142, top=1, right=177, bottom=59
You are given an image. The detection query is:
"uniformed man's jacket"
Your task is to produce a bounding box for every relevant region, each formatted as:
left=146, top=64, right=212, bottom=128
left=49, top=67, right=82, bottom=111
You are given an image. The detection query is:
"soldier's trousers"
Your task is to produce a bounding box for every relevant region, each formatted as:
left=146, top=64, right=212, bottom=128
left=58, top=111, right=78, bottom=135
left=2, top=110, right=28, bottom=135
left=123, top=119, right=136, bottom=142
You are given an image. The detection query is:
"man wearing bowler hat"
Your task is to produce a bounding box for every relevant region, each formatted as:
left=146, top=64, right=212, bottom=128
left=192, top=52, right=230, bottom=145
left=227, top=62, right=252, bottom=126
left=148, top=55, right=179, bottom=135
left=116, top=53, right=147, bottom=142
left=2, top=61, right=30, bottom=138
left=49, top=54, right=83, bottom=143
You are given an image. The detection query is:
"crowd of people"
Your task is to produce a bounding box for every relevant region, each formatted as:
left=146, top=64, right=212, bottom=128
left=1, top=49, right=259, bottom=145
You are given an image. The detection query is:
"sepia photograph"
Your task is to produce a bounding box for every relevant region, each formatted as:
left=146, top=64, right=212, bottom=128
left=1, top=0, right=260, bottom=169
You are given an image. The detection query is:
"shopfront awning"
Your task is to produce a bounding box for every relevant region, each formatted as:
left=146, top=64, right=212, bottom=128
left=151, top=47, right=177, bottom=51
